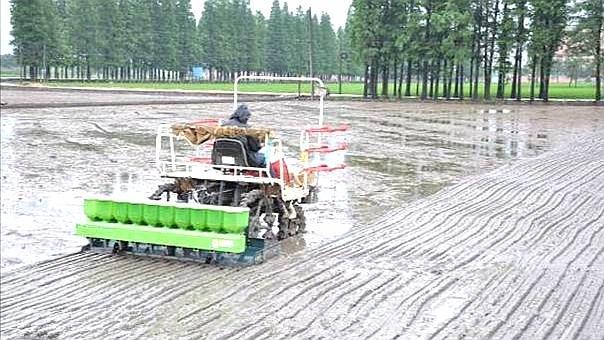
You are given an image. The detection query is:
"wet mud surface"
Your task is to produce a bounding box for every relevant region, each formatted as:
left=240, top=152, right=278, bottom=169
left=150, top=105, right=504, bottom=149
left=1, top=89, right=603, bottom=339
left=0, top=87, right=225, bottom=105
left=0, top=87, right=285, bottom=108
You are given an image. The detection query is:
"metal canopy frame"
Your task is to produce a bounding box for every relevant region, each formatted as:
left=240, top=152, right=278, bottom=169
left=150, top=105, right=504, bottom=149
left=233, top=75, right=326, bottom=127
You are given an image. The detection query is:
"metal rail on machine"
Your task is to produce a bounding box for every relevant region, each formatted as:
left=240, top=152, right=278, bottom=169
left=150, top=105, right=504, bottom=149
left=233, top=75, right=327, bottom=128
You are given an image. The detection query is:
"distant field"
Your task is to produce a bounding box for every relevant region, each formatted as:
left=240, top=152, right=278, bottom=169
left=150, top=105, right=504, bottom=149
left=0, top=70, right=20, bottom=77
left=44, top=80, right=601, bottom=100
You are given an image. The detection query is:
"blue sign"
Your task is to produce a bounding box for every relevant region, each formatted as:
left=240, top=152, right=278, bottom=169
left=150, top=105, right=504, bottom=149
left=192, top=66, right=204, bottom=80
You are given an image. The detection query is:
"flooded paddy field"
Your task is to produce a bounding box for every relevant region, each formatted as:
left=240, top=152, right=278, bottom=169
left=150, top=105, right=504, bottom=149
left=0, top=87, right=282, bottom=108
left=1, top=88, right=603, bottom=339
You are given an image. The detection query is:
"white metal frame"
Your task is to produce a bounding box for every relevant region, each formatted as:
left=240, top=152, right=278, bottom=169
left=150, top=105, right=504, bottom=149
left=156, top=127, right=310, bottom=201
left=154, top=76, right=329, bottom=202
left=234, top=75, right=327, bottom=127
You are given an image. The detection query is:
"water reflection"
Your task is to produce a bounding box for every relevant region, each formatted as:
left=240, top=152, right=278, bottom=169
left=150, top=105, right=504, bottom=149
left=336, top=107, right=559, bottom=223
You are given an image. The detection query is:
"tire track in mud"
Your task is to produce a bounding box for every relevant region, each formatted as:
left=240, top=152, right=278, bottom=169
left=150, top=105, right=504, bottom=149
left=427, top=204, right=604, bottom=340
left=201, top=136, right=597, bottom=340
left=2, top=134, right=604, bottom=338
left=422, top=158, right=598, bottom=261
left=325, top=152, right=578, bottom=260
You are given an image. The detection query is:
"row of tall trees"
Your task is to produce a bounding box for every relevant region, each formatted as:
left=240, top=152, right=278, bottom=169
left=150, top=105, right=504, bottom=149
left=10, top=0, right=340, bottom=81
left=10, top=0, right=602, bottom=100
left=348, top=0, right=603, bottom=101
left=11, top=0, right=199, bottom=81
left=198, top=0, right=338, bottom=80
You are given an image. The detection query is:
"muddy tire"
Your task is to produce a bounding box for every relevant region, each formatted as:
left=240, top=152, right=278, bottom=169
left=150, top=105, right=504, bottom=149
left=301, top=186, right=318, bottom=204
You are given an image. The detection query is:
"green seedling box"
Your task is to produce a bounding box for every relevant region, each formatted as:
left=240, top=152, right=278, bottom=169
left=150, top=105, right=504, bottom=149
left=174, top=207, right=192, bottom=230
left=158, top=205, right=176, bottom=228
left=206, top=209, right=223, bottom=233
left=143, top=204, right=160, bottom=226
left=97, top=200, right=115, bottom=222
left=84, top=199, right=101, bottom=221
left=113, top=201, right=130, bottom=224
left=127, top=203, right=144, bottom=225
left=222, top=211, right=249, bottom=234
left=190, top=209, right=207, bottom=231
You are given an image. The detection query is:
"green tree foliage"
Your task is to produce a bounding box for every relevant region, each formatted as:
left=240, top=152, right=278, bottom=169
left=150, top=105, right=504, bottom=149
left=317, top=13, right=337, bottom=77
left=11, top=0, right=65, bottom=79
left=569, top=0, right=603, bottom=101
left=11, top=0, right=200, bottom=81
left=253, top=12, right=268, bottom=72
left=265, top=0, right=287, bottom=74
left=528, top=0, right=568, bottom=100
left=348, top=0, right=599, bottom=101
left=10, top=0, right=340, bottom=81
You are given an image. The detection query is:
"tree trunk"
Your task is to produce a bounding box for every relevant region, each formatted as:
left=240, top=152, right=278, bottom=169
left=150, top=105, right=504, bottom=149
left=473, top=55, right=480, bottom=100
left=416, top=61, right=421, bottom=96
left=543, top=55, right=551, bottom=102
left=405, top=60, right=412, bottom=96
left=597, top=55, right=602, bottom=102
left=512, top=4, right=525, bottom=99
left=86, top=58, right=91, bottom=80
left=421, top=60, right=429, bottom=99
left=530, top=56, right=537, bottom=101
left=460, top=64, right=465, bottom=100
left=363, top=63, right=369, bottom=98
left=369, top=58, right=378, bottom=99
left=596, top=21, right=602, bottom=101
left=469, top=56, right=475, bottom=98
left=538, top=54, right=546, bottom=99
left=442, top=59, right=448, bottom=98
left=484, top=47, right=490, bottom=99
left=447, top=60, right=454, bottom=99
left=516, top=51, right=523, bottom=101
left=454, top=62, right=460, bottom=98
left=434, top=59, right=441, bottom=99
left=392, top=57, right=398, bottom=97
left=398, top=61, right=404, bottom=98
left=485, top=0, right=500, bottom=100
left=373, top=59, right=379, bottom=99
left=429, top=60, right=435, bottom=98
left=496, top=64, right=505, bottom=99
left=381, top=61, right=389, bottom=97
left=510, top=46, right=520, bottom=98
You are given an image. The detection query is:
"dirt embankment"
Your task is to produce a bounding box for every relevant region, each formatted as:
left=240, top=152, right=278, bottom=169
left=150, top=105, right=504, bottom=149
left=0, top=86, right=293, bottom=108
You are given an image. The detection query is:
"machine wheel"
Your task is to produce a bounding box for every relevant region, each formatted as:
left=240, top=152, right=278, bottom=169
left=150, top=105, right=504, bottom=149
left=290, top=204, right=306, bottom=234
left=302, top=186, right=318, bottom=204
left=277, top=202, right=306, bottom=238
left=240, top=189, right=277, bottom=240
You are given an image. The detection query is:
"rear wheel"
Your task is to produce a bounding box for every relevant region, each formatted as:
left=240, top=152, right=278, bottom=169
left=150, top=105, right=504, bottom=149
left=240, top=189, right=275, bottom=239
left=301, top=186, right=318, bottom=204
left=278, top=202, right=305, bottom=239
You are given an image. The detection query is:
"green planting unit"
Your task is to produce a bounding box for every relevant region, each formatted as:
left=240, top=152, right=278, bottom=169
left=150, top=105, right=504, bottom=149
left=77, top=197, right=249, bottom=253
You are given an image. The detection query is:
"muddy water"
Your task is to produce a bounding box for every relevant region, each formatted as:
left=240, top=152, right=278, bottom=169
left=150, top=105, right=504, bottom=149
left=0, top=87, right=232, bottom=108
left=2, top=89, right=604, bottom=339
left=0, top=91, right=600, bottom=271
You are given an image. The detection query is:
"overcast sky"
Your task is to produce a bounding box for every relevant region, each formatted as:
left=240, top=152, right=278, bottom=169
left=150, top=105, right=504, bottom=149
left=0, top=0, right=351, bottom=55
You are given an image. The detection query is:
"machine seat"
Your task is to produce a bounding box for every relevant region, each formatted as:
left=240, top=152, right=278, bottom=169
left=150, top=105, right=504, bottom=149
left=211, top=138, right=250, bottom=167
